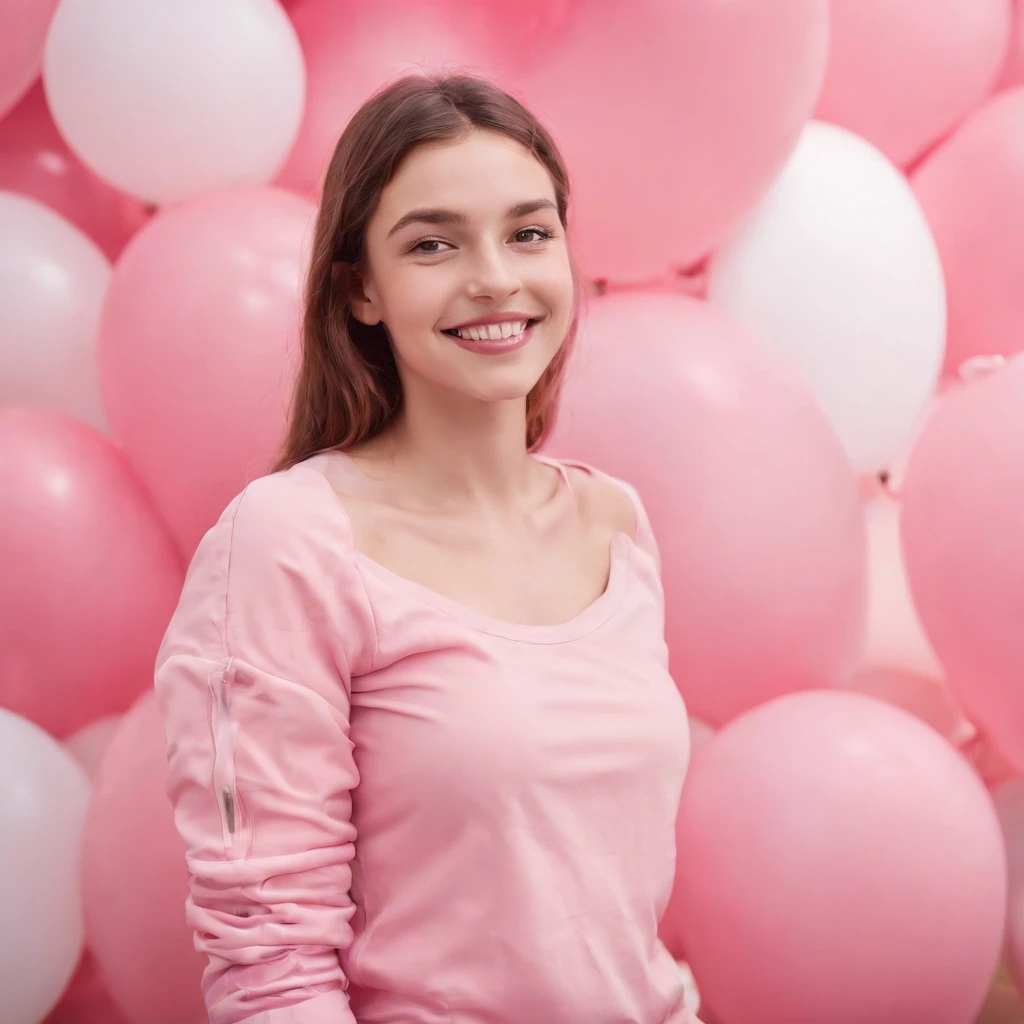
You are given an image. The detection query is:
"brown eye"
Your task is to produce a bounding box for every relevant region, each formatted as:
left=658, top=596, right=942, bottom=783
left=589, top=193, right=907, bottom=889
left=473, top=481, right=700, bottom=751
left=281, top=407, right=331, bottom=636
left=514, top=228, right=552, bottom=244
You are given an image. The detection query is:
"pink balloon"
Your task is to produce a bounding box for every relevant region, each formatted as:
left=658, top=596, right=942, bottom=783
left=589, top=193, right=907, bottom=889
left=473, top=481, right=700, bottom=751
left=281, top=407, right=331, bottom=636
left=846, top=665, right=974, bottom=747
left=0, top=409, right=182, bottom=739
left=994, top=780, right=1024, bottom=993
left=900, top=354, right=1024, bottom=771
left=545, top=292, right=865, bottom=725
left=0, top=0, right=59, bottom=119
left=669, top=690, right=1006, bottom=1024
left=64, top=714, right=123, bottom=781
left=517, top=0, right=828, bottom=281
left=42, top=950, right=130, bottom=1024
left=815, top=0, right=1011, bottom=168
left=81, top=692, right=206, bottom=1024
left=861, top=492, right=946, bottom=682
left=278, top=0, right=505, bottom=195
left=965, top=731, right=1022, bottom=790
left=98, top=186, right=313, bottom=558
left=0, top=82, right=151, bottom=262
left=912, top=87, right=1024, bottom=373
left=1000, top=0, right=1024, bottom=86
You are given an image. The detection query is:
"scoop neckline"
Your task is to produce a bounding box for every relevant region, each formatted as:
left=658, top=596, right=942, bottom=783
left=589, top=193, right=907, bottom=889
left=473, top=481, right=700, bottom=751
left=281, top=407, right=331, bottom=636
left=303, top=451, right=636, bottom=644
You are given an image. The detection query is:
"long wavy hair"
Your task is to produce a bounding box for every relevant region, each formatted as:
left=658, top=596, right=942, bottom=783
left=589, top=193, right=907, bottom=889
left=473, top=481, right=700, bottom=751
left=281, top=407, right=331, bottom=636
left=273, top=71, right=583, bottom=473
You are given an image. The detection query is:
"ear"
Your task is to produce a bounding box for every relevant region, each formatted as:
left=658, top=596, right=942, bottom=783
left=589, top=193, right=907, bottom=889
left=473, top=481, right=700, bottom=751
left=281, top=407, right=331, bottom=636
left=348, top=267, right=383, bottom=327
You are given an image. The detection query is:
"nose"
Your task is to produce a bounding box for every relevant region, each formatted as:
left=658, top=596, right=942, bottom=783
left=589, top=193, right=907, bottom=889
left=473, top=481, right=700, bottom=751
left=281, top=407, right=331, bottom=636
left=465, top=240, right=522, bottom=303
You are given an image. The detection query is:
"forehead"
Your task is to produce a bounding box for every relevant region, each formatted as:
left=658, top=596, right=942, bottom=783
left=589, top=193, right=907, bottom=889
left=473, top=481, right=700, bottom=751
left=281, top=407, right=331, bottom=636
left=375, top=131, right=556, bottom=224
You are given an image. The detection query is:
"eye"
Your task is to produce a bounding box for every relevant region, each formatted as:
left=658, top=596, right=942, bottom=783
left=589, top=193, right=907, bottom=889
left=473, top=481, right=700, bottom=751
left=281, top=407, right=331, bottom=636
left=513, top=227, right=553, bottom=244
left=409, top=237, right=454, bottom=255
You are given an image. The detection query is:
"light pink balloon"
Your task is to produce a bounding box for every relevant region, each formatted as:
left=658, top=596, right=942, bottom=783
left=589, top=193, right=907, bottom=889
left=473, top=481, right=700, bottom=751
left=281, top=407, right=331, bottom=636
left=64, top=714, right=123, bottom=781
left=544, top=292, right=866, bottom=725
left=517, top=0, right=828, bottom=281
left=912, top=87, right=1024, bottom=373
left=670, top=690, right=1006, bottom=1024
left=815, top=0, right=1011, bottom=168
left=0, top=408, right=183, bottom=738
left=277, top=0, right=504, bottom=196
left=846, top=665, right=974, bottom=747
left=0, top=0, right=60, bottom=119
left=900, top=354, right=1024, bottom=772
left=98, top=187, right=314, bottom=558
left=81, top=692, right=206, bottom=1024
left=999, top=0, right=1024, bottom=86
left=0, top=81, right=151, bottom=262
left=861, top=491, right=946, bottom=681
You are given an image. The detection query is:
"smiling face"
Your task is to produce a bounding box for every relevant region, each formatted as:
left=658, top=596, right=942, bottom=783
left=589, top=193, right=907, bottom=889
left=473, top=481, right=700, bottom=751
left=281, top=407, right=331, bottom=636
left=350, top=129, right=575, bottom=405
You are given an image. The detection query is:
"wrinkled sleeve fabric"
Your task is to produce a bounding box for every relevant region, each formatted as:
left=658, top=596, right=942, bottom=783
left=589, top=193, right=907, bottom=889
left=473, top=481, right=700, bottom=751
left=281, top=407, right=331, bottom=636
left=154, top=474, right=377, bottom=1024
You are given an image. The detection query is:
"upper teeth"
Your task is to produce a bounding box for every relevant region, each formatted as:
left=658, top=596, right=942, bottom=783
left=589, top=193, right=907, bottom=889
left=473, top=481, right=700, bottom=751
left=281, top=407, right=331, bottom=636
left=452, top=320, right=527, bottom=341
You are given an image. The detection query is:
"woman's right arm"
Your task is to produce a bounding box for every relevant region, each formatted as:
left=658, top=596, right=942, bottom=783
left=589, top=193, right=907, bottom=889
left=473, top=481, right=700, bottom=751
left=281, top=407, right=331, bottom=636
left=154, top=476, right=377, bottom=1024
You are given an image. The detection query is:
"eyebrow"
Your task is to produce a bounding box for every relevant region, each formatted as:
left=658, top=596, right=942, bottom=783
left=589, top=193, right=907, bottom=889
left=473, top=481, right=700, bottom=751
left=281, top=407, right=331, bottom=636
left=385, top=198, right=558, bottom=239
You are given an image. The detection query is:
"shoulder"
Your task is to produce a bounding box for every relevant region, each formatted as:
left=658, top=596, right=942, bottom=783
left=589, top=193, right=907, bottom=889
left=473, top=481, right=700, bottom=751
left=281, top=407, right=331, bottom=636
left=544, top=455, right=662, bottom=571
left=173, top=460, right=375, bottom=657
left=223, top=460, right=356, bottom=555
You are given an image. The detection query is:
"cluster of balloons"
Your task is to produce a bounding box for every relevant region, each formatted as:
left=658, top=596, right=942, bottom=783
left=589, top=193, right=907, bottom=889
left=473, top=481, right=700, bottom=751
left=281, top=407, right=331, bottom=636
left=2, top=0, right=1024, bottom=1022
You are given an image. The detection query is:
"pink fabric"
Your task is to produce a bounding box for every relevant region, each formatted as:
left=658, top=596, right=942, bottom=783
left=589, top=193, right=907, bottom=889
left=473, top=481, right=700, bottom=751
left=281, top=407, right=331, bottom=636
left=155, top=452, right=694, bottom=1023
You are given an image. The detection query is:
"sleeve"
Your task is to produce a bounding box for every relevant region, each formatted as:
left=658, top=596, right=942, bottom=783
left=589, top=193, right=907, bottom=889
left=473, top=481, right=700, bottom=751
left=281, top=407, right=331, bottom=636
left=154, top=475, right=378, bottom=1024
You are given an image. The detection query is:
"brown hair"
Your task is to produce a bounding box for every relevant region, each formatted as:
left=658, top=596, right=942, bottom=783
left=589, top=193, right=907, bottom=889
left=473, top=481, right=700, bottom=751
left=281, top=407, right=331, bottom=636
left=273, top=71, right=582, bottom=473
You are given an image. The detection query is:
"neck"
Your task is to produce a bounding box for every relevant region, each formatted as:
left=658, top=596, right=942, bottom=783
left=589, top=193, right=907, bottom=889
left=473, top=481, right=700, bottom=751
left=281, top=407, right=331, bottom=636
left=380, top=391, right=539, bottom=515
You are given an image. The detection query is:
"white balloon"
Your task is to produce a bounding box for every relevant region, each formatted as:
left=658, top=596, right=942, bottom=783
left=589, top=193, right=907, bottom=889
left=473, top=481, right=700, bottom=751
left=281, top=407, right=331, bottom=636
left=0, top=191, right=110, bottom=431
left=707, top=120, right=947, bottom=474
left=0, top=708, right=91, bottom=1024
left=43, top=0, right=305, bottom=204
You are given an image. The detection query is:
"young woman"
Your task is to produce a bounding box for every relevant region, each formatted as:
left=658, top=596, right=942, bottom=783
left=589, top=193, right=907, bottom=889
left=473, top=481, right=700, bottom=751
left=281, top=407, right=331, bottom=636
left=155, top=72, right=697, bottom=1024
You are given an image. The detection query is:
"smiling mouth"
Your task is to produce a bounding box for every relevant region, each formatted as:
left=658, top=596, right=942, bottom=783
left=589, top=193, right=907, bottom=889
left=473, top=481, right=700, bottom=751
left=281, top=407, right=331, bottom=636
left=441, top=318, right=542, bottom=340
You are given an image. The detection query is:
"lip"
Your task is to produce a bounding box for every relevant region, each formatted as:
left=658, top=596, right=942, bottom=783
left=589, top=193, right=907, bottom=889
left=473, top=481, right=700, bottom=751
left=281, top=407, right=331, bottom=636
left=442, top=311, right=543, bottom=330
left=444, top=320, right=537, bottom=356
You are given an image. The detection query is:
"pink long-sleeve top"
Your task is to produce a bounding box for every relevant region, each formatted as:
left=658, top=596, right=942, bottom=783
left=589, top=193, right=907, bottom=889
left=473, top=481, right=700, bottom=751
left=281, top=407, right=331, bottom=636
left=154, top=451, right=695, bottom=1024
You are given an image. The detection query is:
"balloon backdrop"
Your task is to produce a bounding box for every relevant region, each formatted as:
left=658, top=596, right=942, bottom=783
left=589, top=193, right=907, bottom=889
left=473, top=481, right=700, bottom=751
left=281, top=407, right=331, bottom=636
left=707, top=120, right=946, bottom=475
left=860, top=489, right=945, bottom=682
left=0, top=0, right=60, bottom=120
left=0, top=82, right=150, bottom=262
left=912, top=87, right=1024, bottom=375
left=546, top=291, right=866, bottom=726
left=814, top=0, right=1011, bottom=167
left=2, top=2, right=1023, bottom=1021
left=278, top=0, right=500, bottom=196
left=995, top=779, right=1024, bottom=994
left=0, top=408, right=183, bottom=738
left=81, top=693, right=206, bottom=1024
left=97, top=186, right=314, bottom=557
left=42, top=0, right=305, bottom=204
left=65, top=714, right=123, bottom=781
left=517, top=0, right=829, bottom=281
left=41, top=949, right=130, bottom=1024
left=0, top=190, right=110, bottom=430
left=668, top=690, right=1006, bottom=1024
left=0, top=707, right=91, bottom=1024
left=900, top=354, right=1024, bottom=773
left=1002, top=1, right=1024, bottom=87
